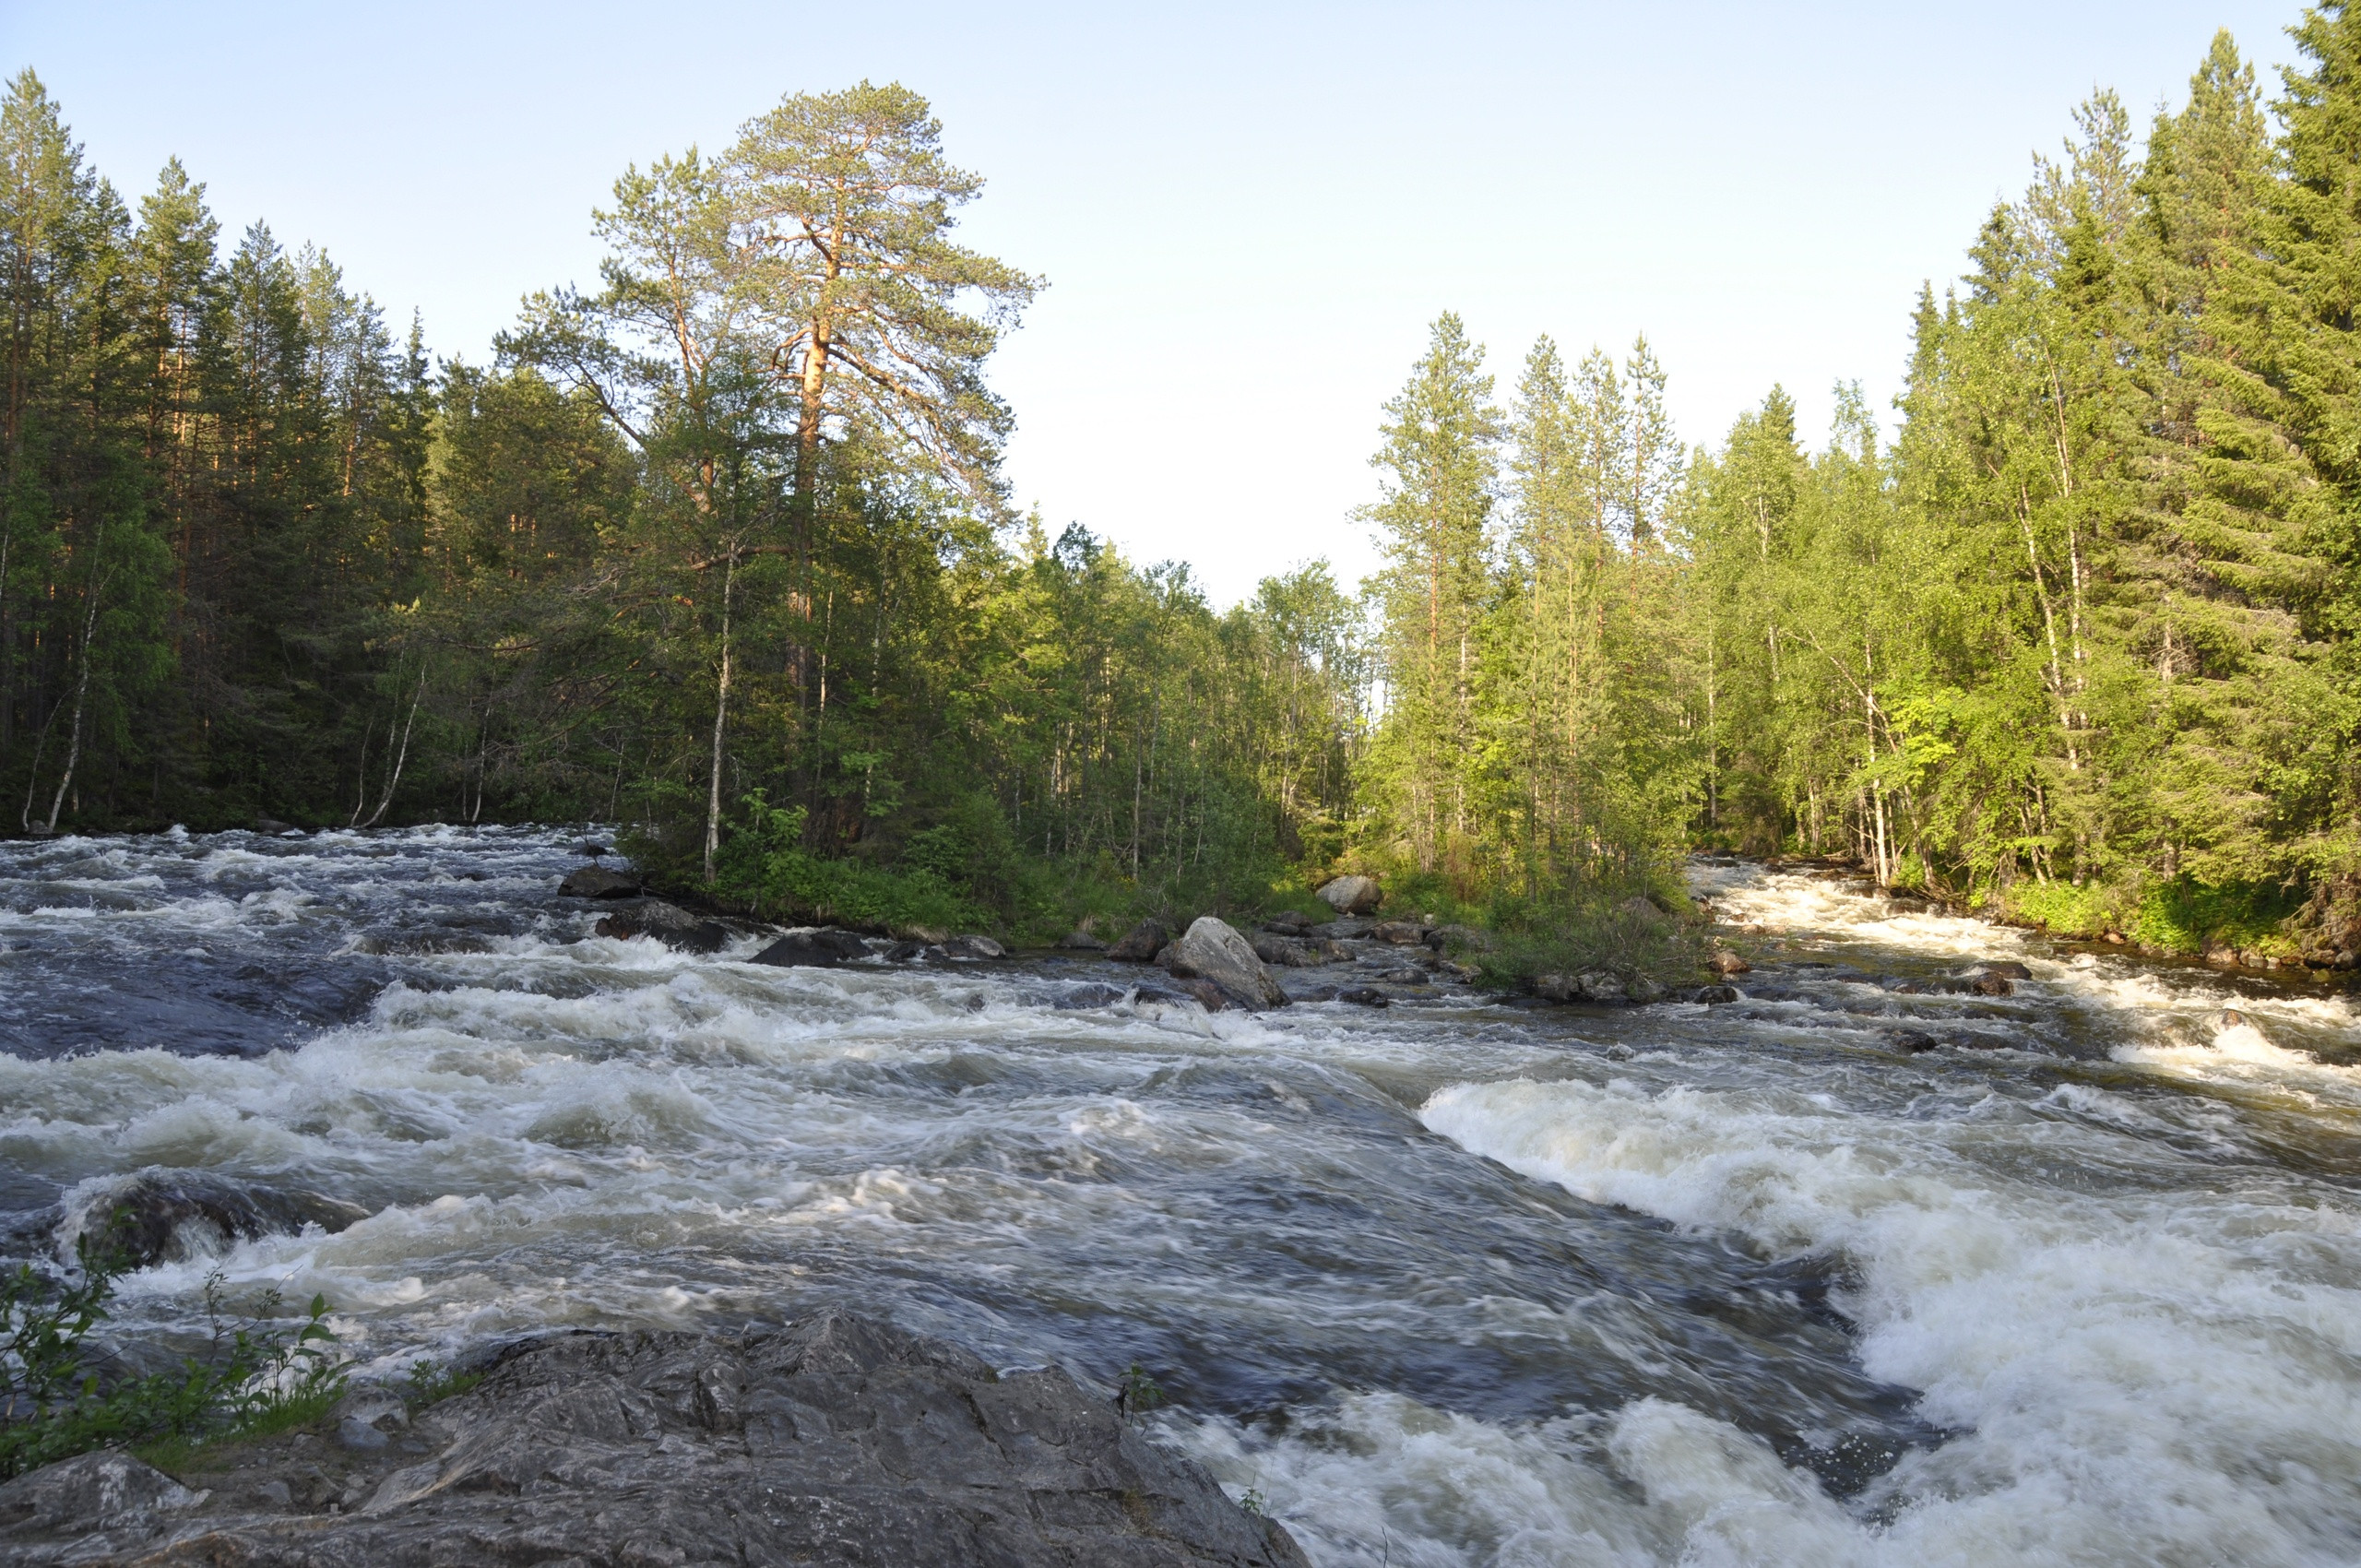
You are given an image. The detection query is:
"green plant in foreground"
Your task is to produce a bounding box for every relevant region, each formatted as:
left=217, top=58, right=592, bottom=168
left=403, top=1357, right=483, bottom=1409
left=1117, top=1363, right=1164, bottom=1420
left=0, top=1225, right=347, bottom=1479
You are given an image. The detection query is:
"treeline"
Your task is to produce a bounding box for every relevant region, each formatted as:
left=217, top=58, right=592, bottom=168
left=23, top=5, right=2361, bottom=957
left=0, top=72, right=1367, bottom=931
left=1353, top=8, right=2361, bottom=956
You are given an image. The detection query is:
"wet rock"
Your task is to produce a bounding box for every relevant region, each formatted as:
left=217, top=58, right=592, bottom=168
left=1706, top=949, right=1751, bottom=976
left=1336, top=986, right=1391, bottom=1008
left=1532, top=971, right=1624, bottom=1004
left=557, top=864, right=640, bottom=899
left=1315, top=874, right=1382, bottom=915
left=1308, top=919, right=1371, bottom=941
left=1368, top=921, right=1428, bottom=945
left=1164, top=916, right=1289, bottom=1010
left=1693, top=984, right=1742, bottom=1004
left=0, top=1313, right=1308, bottom=1568
left=1056, top=930, right=1109, bottom=951
left=943, top=933, right=1006, bottom=960
left=751, top=927, right=872, bottom=967
left=1262, top=909, right=1313, bottom=933
left=1107, top=919, right=1168, bottom=962
left=1981, top=960, right=2032, bottom=980
left=1370, top=966, right=1429, bottom=985
left=1252, top=932, right=1326, bottom=968
left=1052, top=982, right=1129, bottom=1010
left=596, top=899, right=729, bottom=954
left=1134, top=979, right=1228, bottom=1011
left=59, top=1170, right=369, bottom=1269
left=882, top=940, right=940, bottom=962
left=1624, top=976, right=1666, bottom=1004
left=0, top=1451, right=207, bottom=1550
left=253, top=817, right=299, bottom=836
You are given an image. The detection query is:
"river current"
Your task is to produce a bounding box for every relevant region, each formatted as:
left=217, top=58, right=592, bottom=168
left=1, top=825, right=2357, bottom=1564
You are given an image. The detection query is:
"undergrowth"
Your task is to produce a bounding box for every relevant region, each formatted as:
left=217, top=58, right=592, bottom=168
left=1, top=1221, right=346, bottom=1479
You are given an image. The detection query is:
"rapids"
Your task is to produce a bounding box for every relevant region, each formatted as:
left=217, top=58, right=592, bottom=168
left=2, top=826, right=2359, bottom=1564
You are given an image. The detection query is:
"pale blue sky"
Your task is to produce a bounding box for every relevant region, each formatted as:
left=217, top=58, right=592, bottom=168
left=1, top=1, right=2307, bottom=600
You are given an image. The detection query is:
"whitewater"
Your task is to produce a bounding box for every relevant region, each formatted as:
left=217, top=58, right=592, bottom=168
left=1, top=826, right=2356, bottom=1565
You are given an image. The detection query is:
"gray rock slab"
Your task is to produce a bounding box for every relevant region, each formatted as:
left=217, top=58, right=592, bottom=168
left=0, top=1313, right=1307, bottom=1568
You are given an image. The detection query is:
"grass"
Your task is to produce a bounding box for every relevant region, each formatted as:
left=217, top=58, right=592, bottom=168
left=1, top=1218, right=347, bottom=1480
left=2002, top=873, right=2306, bottom=955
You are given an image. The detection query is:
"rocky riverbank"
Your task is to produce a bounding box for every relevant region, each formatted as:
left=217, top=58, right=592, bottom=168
left=0, top=1312, right=1307, bottom=1567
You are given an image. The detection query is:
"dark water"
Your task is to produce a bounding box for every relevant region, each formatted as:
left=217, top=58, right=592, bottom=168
left=2, top=826, right=2357, bottom=1564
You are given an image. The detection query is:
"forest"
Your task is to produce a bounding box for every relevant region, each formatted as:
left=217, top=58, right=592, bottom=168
left=9, top=6, right=2361, bottom=961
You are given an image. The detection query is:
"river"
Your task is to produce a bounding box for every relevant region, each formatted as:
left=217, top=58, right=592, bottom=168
left=1, top=825, right=2356, bottom=1564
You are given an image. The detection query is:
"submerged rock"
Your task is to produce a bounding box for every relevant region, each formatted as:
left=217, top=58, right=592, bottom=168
left=0, top=1313, right=1308, bottom=1568
left=557, top=864, right=640, bottom=899
left=1107, top=919, right=1168, bottom=962
left=1164, top=917, right=1289, bottom=1010
left=1315, top=874, right=1382, bottom=915
left=595, top=898, right=729, bottom=954
left=57, top=1169, right=368, bottom=1269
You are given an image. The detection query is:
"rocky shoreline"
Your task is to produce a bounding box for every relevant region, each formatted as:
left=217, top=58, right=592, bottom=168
left=0, top=1312, right=1306, bottom=1567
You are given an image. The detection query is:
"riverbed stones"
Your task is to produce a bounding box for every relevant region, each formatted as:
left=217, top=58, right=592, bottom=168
left=1315, top=874, right=1382, bottom=915
left=0, top=1313, right=1309, bottom=1568
left=1162, top=916, right=1289, bottom=1009
left=557, top=864, right=640, bottom=898
left=1252, top=932, right=1337, bottom=967
left=1107, top=919, right=1168, bottom=962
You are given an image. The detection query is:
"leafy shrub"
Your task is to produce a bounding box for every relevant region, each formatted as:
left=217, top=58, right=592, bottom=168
left=1, top=1226, right=345, bottom=1479
left=712, top=792, right=991, bottom=932
left=2127, top=877, right=2302, bottom=956
left=2003, top=878, right=2114, bottom=937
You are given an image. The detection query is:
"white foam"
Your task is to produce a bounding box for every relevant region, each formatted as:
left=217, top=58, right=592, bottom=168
left=1409, top=1073, right=2361, bottom=1563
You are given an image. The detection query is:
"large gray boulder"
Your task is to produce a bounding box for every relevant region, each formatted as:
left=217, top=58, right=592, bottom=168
left=1164, top=917, right=1288, bottom=1010
left=1314, top=874, right=1382, bottom=915
left=558, top=864, right=641, bottom=898
left=0, top=1312, right=1307, bottom=1568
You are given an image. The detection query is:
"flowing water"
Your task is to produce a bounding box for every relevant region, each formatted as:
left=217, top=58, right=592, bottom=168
left=3, top=826, right=2360, bottom=1565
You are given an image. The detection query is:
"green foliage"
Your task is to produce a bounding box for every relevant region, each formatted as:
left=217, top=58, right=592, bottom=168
left=2003, top=879, right=2117, bottom=938
left=2127, top=878, right=2304, bottom=955
left=401, top=1357, right=482, bottom=1410
left=712, top=791, right=991, bottom=932
left=1, top=1226, right=346, bottom=1479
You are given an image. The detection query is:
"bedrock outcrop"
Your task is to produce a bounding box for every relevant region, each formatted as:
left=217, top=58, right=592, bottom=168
left=0, top=1312, right=1307, bottom=1568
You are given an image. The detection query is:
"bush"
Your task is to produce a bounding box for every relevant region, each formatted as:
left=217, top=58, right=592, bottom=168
left=2128, top=877, right=2303, bottom=956
left=0, top=1225, right=345, bottom=1479
left=710, top=792, right=991, bottom=932
left=2003, top=878, right=2114, bottom=937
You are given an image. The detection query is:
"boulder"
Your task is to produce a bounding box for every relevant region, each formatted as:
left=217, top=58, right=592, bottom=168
left=596, top=899, right=729, bottom=954
left=1315, top=874, right=1382, bottom=915
left=1368, top=921, right=1428, bottom=945
left=1369, top=966, right=1429, bottom=985
left=942, top=933, right=1006, bottom=960
left=1251, top=933, right=1328, bottom=968
left=1421, top=923, right=1493, bottom=953
left=558, top=864, right=641, bottom=899
left=0, top=1313, right=1308, bottom=1568
left=57, top=1170, right=369, bottom=1269
left=1056, top=931, right=1109, bottom=951
left=1531, top=970, right=1625, bottom=1004
left=750, top=928, right=872, bottom=968
left=1336, top=986, right=1391, bottom=1008
left=1107, top=919, right=1169, bottom=962
left=1162, top=916, right=1289, bottom=1010
left=1133, top=978, right=1229, bottom=1011
left=1705, top=949, right=1751, bottom=976
left=1981, top=959, right=2032, bottom=980
left=1308, top=919, right=1371, bottom=941
left=1693, top=984, right=1742, bottom=1004
left=1052, top=982, right=1130, bottom=1010
left=1262, top=909, right=1313, bottom=933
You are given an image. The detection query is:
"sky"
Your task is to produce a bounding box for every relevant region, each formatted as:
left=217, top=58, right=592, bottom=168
left=0, top=1, right=2309, bottom=603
